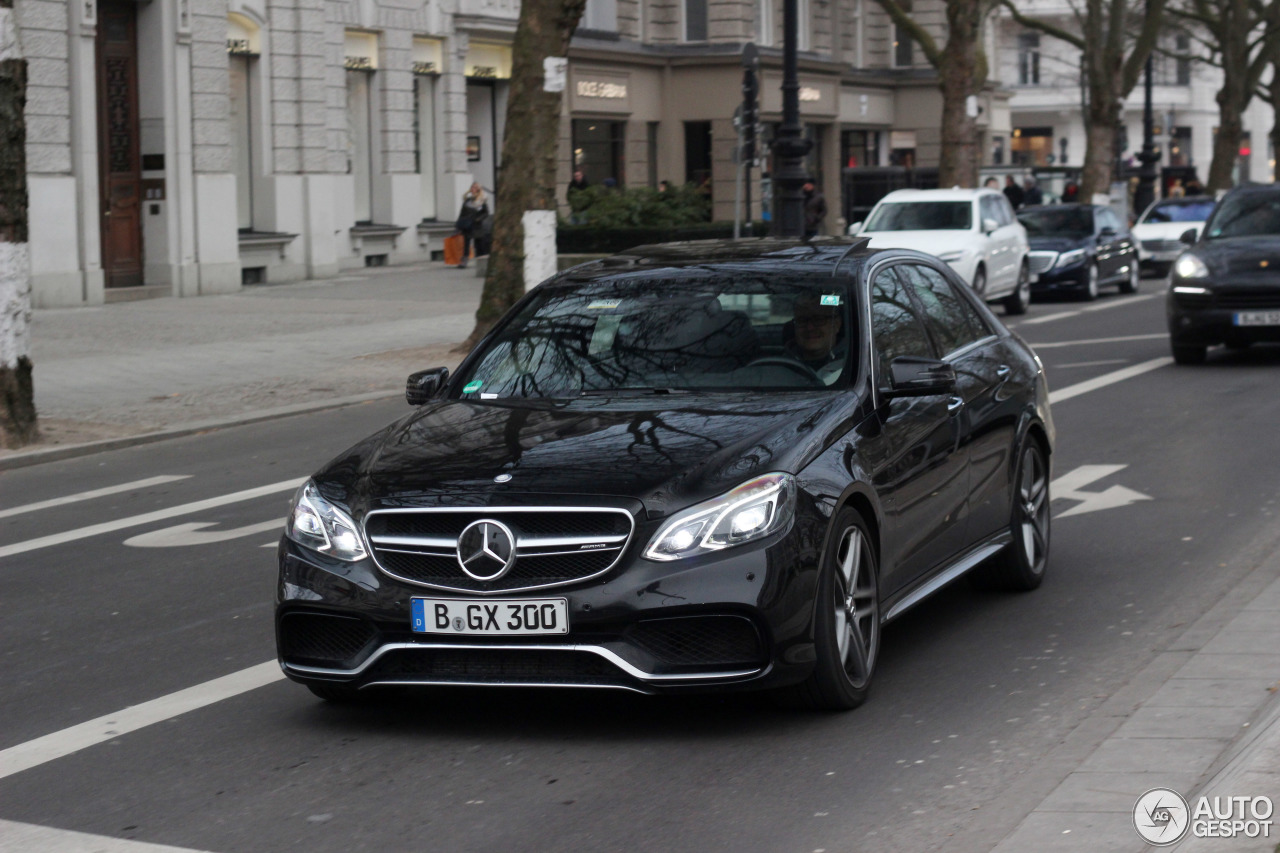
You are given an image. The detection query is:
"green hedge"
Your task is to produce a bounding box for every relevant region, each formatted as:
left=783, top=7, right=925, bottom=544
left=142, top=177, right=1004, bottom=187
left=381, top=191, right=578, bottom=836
left=557, top=221, right=770, bottom=254
left=565, top=183, right=711, bottom=228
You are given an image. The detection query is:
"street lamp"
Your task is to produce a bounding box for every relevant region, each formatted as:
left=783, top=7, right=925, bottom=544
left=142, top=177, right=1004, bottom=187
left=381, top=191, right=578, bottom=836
left=1133, top=51, right=1160, bottom=216
left=770, top=0, right=812, bottom=238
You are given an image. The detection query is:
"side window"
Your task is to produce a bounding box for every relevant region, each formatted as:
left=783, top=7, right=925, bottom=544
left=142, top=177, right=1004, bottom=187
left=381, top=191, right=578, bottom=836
left=979, top=196, right=999, bottom=228
left=997, top=196, right=1016, bottom=226
left=897, top=264, right=991, bottom=356
left=871, top=267, right=935, bottom=380
left=1101, top=208, right=1122, bottom=233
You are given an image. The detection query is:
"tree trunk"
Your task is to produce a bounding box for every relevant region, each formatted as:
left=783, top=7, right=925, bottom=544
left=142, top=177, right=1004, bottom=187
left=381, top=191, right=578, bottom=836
left=0, top=0, right=38, bottom=448
left=936, top=0, right=982, bottom=188
left=1207, top=91, right=1244, bottom=192
left=461, top=0, right=586, bottom=351
left=1079, top=98, right=1119, bottom=202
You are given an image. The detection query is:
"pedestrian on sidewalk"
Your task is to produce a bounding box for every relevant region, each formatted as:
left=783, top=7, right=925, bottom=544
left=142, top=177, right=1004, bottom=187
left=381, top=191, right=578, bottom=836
left=803, top=179, right=827, bottom=240
left=454, top=182, right=490, bottom=269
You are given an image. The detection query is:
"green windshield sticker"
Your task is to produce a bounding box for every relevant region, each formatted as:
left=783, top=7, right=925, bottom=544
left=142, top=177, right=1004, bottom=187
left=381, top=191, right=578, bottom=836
left=587, top=300, right=621, bottom=310
left=820, top=295, right=842, bottom=306
left=463, top=380, right=483, bottom=394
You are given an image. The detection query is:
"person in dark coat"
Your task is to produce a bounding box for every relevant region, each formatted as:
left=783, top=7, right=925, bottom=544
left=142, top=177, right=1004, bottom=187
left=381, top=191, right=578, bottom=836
left=803, top=180, right=827, bottom=239
left=1022, top=177, right=1044, bottom=206
left=1003, top=175, right=1025, bottom=209
left=454, top=182, right=489, bottom=269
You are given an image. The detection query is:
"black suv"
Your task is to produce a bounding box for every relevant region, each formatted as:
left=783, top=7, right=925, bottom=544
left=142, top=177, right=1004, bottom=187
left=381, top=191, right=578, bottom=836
left=1168, top=184, right=1280, bottom=363
left=276, top=238, right=1054, bottom=711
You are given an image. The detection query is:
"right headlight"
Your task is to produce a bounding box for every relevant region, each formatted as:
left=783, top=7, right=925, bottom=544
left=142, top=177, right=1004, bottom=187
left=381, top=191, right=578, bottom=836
left=285, top=480, right=367, bottom=562
left=1173, top=253, right=1210, bottom=280
left=1054, top=248, right=1087, bottom=269
left=644, top=473, right=796, bottom=561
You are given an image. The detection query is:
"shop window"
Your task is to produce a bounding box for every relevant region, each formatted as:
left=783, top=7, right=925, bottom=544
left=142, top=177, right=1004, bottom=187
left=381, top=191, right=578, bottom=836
left=647, top=121, right=660, bottom=188
left=347, top=70, right=374, bottom=223
left=685, top=0, right=707, bottom=41
left=1017, top=33, right=1040, bottom=86
left=893, top=22, right=913, bottom=68
left=842, top=129, right=879, bottom=170
left=1010, top=127, right=1053, bottom=167
left=1168, top=126, right=1192, bottom=167
left=684, top=121, right=713, bottom=190
left=583, top=0, right=618, bottom=32
left=573, top=119, right=627, bottom=187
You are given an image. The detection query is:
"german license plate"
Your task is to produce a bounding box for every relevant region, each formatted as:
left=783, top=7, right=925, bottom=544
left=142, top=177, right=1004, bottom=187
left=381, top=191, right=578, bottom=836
left=1234, top=311, right=1280, bottom=326
left=411, top=597, right=569, bottom=636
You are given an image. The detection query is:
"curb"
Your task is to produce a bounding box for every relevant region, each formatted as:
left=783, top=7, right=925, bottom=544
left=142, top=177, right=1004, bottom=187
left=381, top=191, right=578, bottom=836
left=0, top=390, right=401, bottom=472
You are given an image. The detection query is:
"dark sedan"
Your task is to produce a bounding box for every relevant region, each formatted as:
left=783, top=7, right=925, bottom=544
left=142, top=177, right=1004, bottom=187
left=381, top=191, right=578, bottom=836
left=276, top=239, right=1054, bottom=711
left=1019, top=204, right=1140, bottom=299
left=1168, top=183, right=1280, bottom=364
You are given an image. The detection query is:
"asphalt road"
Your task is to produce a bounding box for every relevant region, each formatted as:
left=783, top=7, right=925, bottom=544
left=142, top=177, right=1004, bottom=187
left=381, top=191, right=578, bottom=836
left=3, top=285, right=1279, bottom=852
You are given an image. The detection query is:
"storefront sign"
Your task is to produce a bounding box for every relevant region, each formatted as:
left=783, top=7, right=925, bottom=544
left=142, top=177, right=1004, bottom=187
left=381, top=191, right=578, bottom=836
left=799, top=87, right=820, bottom=102
left=570, top=70, right=631, bottom=112
left=577, top=80, right=627, bottom=99
left=466, top=42, right=512, bottom=79
left=413, top=38, right=442, bottom=75
left=226, top=13, right=260, bottom=55
left=344, top=31, right=378, bottom=71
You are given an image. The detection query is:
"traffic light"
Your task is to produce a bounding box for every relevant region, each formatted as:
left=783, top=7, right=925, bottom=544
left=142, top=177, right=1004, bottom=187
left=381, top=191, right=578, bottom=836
left=741, top=63, right=759, bottom=164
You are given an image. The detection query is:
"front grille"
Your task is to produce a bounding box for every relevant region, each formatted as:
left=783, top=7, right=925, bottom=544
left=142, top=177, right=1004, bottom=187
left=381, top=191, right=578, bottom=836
left=365, top=647, right=624, bottom=686
left=1142, top=239, right=1181, bottom=252
left=365, top=507, right=635, bottom=593
left=279, top=612, right=377, bottom=666
left=1213, top=288, right=1280, bottom=309
left=1027, top=252, right=1057, bottom=275
left=625, top=616, right=764, bottom=668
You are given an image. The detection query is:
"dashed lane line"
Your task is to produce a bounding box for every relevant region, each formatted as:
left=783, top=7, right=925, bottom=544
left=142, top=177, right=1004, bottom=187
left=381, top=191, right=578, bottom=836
left=0, top=819, right=214, bottom=852
left=0, top=475, right=191, bottom=520
left=0, top=478, right=304, bottom=560
left=0, top=661, right=283, bottom=781
left=1024, top=332, right=1169, bottom=349
left=1048, top=356, right=1174, bottom=404
left=1011, top=292, right=1160, bottom=326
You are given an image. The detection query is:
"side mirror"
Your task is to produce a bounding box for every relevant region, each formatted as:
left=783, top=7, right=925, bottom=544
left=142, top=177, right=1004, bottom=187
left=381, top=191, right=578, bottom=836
left=982, top=217, right=999, bottom=235
left=406, top=367, right=449, bottom=406
left=1179, top=228, right=1198, bottom=245
left=847, top=221, right=863, bottom=235
left=881, top=356, right=956, bottom=399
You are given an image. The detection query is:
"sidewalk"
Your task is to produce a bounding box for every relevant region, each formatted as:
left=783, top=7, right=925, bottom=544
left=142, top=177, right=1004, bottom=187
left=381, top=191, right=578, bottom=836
left=1, top=260, right=483, bottom=467
left=2, top=258, right=1279, bottom=853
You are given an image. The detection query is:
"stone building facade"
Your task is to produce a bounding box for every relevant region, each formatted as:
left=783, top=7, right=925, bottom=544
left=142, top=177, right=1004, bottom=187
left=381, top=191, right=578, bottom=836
left=14, top=0, right=1017, bottom=308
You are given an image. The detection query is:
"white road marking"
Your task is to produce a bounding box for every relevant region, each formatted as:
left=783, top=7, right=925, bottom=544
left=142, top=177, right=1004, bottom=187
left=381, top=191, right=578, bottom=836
left=1015, top=293, right=1159, bottom=326
left=1050, top=464, right=1152, bottom=518
left=1055, top=359, right=1130, bottom=369
left=1048, top=357, right=1173, bottom=404
left=124, top=519, right=284, bottom=548
left=0, top=819, right=214, bottom=852
left=1027, top=333, right=1168, bottom=349
left=0, top=661, right=282, bottom=781
left=0, top=478, right=304, bottom=560
left=0, top=475, right=192, bottom=520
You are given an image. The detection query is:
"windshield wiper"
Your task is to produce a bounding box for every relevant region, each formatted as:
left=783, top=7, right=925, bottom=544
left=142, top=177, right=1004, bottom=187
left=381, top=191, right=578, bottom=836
left=579, top=387, right=691, bottom=397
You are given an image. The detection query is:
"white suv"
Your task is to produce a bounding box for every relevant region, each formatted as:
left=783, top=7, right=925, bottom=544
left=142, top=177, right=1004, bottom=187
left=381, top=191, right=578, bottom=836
left=852, top=188, right=1032, bottom=314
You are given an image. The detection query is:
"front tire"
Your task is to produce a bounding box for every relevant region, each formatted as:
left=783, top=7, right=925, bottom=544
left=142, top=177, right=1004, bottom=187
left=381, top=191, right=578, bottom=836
left=1003, top=262, right=1031, bottom=315
left=1080, top=262, right=1099, bottom=301
left=976, top=437, right=1050, bottom=591
left=784, top=508, right=880, bottom=711
left=1119, top=255, right=1139, bottom=293
left=972, top=266, right=987, bottom=296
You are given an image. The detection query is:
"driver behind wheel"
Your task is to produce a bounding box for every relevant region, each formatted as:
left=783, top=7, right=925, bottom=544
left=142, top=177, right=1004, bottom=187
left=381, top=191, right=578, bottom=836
left=787, top=293, right=847, bottom=385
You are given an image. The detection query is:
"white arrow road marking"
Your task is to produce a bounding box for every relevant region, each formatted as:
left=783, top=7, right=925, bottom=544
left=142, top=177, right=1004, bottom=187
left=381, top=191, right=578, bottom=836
left=0, top=819, right=215, bottom=852
left=1048, top=357, right=1173, bottom=404
left=1050, top=464, right=1152, bottom=519
left=0, top=661, right=283, bottom=781
left=0, top=478, right=305, bottom=560
left=0, top=475, right=192, bottom=520
left=124, top=519, right=285, bottom=548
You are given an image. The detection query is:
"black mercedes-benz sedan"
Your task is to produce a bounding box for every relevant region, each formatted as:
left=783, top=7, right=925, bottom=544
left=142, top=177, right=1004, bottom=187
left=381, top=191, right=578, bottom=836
left=1168, top=183, right=1280, bottom=364
left=1018, top=204, right=1139, bottom=300
left=276, top=238, right=1054, bottom=711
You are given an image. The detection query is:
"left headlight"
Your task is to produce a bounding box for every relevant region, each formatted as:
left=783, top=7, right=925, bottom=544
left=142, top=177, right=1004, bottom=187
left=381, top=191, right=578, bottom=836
left=286, top=480, right=368, bottom=562
left=1054, top=248, right=1087, bottom=269
left=644, top=473, right=796, bottom=562
left=1173, top=253, right=1210, bottom=279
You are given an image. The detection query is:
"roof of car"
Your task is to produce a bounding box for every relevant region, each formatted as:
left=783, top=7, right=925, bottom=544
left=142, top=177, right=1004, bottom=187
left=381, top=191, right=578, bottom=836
left=555, top=237, right=879, bottom=281
left=1152, top=195, right=1215, bottom=204
left=877, top=188, right=1003, bottom=202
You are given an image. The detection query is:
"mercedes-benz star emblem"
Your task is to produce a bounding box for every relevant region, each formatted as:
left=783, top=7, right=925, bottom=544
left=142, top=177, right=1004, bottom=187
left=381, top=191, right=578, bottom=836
left=456, top=519, right=517, bottom=581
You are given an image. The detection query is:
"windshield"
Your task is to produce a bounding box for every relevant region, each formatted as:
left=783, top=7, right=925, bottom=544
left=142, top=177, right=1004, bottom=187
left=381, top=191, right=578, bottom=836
left=453, top=275, right=854, bottom=398
left=863, top=201, right=973, bottom=231
left=1205, top=193, right=1280, bottom=239
left=1018, top=207, right=1094, bottom=237
left=1143, top=200, right=1215, bottom=224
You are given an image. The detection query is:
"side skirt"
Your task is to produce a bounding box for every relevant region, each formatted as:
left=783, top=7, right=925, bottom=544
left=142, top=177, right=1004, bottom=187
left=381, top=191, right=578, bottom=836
left=881, top=532, right=1012, bottom=624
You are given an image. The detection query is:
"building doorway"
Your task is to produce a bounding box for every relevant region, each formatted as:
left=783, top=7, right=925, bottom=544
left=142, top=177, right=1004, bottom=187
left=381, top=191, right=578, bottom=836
left=96, top=0, right=144, bottom=288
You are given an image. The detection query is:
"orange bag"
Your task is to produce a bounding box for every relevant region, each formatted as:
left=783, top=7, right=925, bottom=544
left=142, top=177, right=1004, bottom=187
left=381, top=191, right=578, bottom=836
left=444, top=233, right=464, bottom=266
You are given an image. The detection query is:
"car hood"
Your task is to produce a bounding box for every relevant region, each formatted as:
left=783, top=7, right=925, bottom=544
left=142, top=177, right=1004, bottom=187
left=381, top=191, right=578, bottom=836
left=313, top=394, right=852, bottom=517
left=1193, top=236, right=1280, bottom=278
left=860, top=231, right=978, bottom=253
left=1133, top=221, right=1202, bottom=240
left=1026, top=235, right=1090, bottom=253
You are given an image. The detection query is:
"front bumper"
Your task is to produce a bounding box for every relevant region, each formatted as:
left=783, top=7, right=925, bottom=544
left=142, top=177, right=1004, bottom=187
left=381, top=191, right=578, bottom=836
left=1166, top=283, right=1280, bottom=345
left=275, top=513, right=822, bottom=696
left=1031, top=261, right=1088, bottom=293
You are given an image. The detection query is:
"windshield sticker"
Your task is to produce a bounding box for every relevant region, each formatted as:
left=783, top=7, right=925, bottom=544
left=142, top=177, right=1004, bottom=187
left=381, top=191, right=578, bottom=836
left=479, top=393, right=499, bottom=400
left=462, top=380, right=484, bottom=394
left=587, top=300, right=622, bottom=310
left=820, top=295, right=842, bottom=306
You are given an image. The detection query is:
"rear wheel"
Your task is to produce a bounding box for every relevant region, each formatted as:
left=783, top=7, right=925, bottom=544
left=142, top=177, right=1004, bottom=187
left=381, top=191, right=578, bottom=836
left=1003, top=262, right=1031, bottom=315
left=781, top=508, right=880, bottom=711
left=1172, top=343, right=1207, bottom=365
left=971, top=266, right=987, bottom=296
left=974, top=437, right=1050, bottom=591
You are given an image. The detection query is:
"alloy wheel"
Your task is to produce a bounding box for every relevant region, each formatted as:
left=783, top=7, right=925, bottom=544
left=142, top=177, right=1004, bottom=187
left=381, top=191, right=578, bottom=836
left=1017, top=446, right=1050, bottom=574
left=832, top=525, right=879, bottom=689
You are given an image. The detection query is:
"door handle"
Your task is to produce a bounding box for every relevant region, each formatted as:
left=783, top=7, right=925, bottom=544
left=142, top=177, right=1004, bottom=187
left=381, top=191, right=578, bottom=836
left=996, top=364, right=1011, bottom=380
left=947, top=396, right=964, bottom=415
